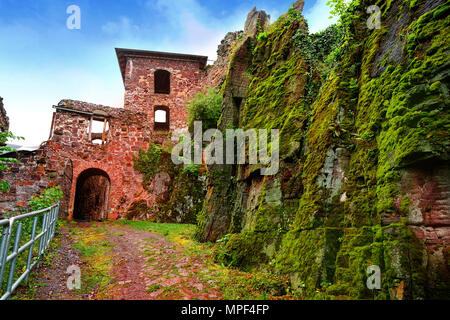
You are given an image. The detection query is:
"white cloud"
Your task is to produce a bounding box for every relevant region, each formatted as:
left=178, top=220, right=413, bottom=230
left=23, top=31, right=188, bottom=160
left=304, top=0, right=338, bottom=33
left=101, top=16, right=140, bottom=37
left=147, top=0, right=249, bottom=60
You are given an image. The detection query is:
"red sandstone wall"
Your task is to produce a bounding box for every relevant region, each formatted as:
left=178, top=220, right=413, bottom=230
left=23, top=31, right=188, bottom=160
left=0, top=100, right=152, bottom=218
left=50, top=100, right=152, bottom=219
left=123, top=57, right=206, bottom=134
left=1, top=53, right=208, bottom=219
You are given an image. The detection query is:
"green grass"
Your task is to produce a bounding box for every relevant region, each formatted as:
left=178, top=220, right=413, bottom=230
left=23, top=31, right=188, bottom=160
left=70, top=227, right=114, bottom=296
left=1, top=219, right=63, bottom=300
left=147, top=284, right=162, bottom=293
left=8, top=239, right=60, bottom=300
left=115, top=220, right=195, bottom=241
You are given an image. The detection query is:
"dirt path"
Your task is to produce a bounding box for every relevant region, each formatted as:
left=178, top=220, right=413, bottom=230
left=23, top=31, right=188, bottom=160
left=14, top=227, right=86, bottom=300
left=16, top=222, right=222, bottom=300
left=106, top=224, right=221, bottom=300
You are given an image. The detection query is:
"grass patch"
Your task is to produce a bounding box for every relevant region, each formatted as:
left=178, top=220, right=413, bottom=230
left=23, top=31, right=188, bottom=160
left=115, top=220, right=195, bottom=242
left=70, top=227, right=114, bottom=297
left=9, top=235, right=62, bottom=300
left=147, top=284, right=162, bottom=293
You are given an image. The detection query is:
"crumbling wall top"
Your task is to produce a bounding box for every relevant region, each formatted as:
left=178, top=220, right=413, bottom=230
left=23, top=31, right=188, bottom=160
left=55, top=100, right=146, bottom=118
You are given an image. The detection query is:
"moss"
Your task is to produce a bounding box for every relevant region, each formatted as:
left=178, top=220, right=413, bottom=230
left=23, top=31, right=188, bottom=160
left=327, top=226, right=381, bottom=299
left=275, top=227, right=343, bottom=296
left=216, top=231, right=273, bottom=269
left=196, top=0, right=448, bottom=299
left=318, top=223, right=428, bottom=300
left=375, top=3, right=450, bottom=215
left=157, top=170, right=206, bottom=224
left=273, top=0, right=448, bottom=299
left=125, top=200, right=151, bottom=220
left=133, top=143, right=163, bottom=184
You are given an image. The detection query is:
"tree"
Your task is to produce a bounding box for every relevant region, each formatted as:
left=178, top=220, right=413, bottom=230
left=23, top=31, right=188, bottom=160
left=187, top=88, right=223, bottom=132
left=0, top=131, right=23, bottom=192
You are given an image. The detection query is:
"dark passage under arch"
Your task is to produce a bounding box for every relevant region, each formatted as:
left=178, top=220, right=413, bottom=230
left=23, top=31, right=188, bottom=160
left=73, top=168, right=110, bottom=221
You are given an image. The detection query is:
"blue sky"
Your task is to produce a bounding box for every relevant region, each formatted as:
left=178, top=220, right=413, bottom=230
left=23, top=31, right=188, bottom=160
left=0, top=0, right=336, bottom=146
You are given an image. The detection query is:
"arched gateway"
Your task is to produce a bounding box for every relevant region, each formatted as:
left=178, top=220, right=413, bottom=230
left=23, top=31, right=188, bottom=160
left=73, top=168, right=110, bottom=221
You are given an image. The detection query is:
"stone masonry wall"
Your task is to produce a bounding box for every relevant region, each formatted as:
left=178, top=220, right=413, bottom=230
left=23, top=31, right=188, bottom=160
left=1, top=51, right=207, bottom=220
left=50, top=100, right=152, bottom=219
left=123, top=57, right=206, bottom=138
left=0, top=100, right=152, bottom=218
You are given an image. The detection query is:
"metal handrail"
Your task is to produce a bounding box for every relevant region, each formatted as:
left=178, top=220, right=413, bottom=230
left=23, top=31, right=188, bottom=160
left=0, top=203, right=60, bottom=300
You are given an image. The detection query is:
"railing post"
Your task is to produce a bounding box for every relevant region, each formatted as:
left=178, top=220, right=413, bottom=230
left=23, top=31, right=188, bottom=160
left=24, top=216, right=39, bottom=284
left=50, top=207, right=57, bottom=245
left=47, top=208, right=53, bottom=250
left=52, top=204, right=60, bottom=238
left=38, top=212, right=48, bottom=257
left=6, top=222, right=23, bottom=297
left=0, top=223, right=11, bottom=292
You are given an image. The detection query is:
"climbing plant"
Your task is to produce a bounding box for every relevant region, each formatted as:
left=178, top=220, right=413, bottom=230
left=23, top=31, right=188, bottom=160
left=133, top=143, right=163, bottom=182
left=293, top=23, right=343, bottom=64
left=327, top=0, right=353, bottom=19
left=292, top=23, right=343, bottom=103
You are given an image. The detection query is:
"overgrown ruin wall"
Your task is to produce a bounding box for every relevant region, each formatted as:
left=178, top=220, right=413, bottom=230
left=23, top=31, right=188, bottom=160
left=0, top=52, right=207, bottom=220
left=196, top=0, right=449, bottom=299
left=0, top=100, right=152, bottom=218
left=0, top=0, right=448, bottom=300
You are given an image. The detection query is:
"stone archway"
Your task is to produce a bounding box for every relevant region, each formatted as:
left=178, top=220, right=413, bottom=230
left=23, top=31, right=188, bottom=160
left=73, top=168, right=110, bottom=221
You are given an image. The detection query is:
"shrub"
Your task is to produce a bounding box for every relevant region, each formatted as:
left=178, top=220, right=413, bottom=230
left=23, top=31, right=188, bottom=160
left=182, top=164, right=202, bottom=176
left=187, top=88, right=223, bottom=132
left=28, top=186, right=64, bottom=211
left=257, top=31, right=268, bottom=42
left=293, top=23, right=343, bottom=64
left=133, top=143, right=163, bottom=182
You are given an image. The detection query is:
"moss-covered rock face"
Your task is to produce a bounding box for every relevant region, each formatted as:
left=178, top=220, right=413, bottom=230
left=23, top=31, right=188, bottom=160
left=132, top=143, right=206, bottom=223
left=196, top=0, right=449, bottom=299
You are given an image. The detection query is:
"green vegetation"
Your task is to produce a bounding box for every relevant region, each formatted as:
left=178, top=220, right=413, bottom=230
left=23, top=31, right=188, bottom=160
left=196, top=0, right=449, bottom=300
left=70, top=224, right=114, bottom=297
left=28, top=186, right=63, bottom=211
left=187, top=87, right=223, bottom=132
left=133, top=143, right=163, bottom=182
left=0, top=130, right=23, bottom=192
left=122, top=220, right=296, bottom=300
left=293, top=23, right=342, bottom=64
left=205, top=266, right=294, bottom=300
left=1, top=186, right=63, bottom=299
left=132, top=141, right=206, bottom=224
left=116, top=220, right=196, bottom=241
left=9, top=233, right=62, bottom=300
